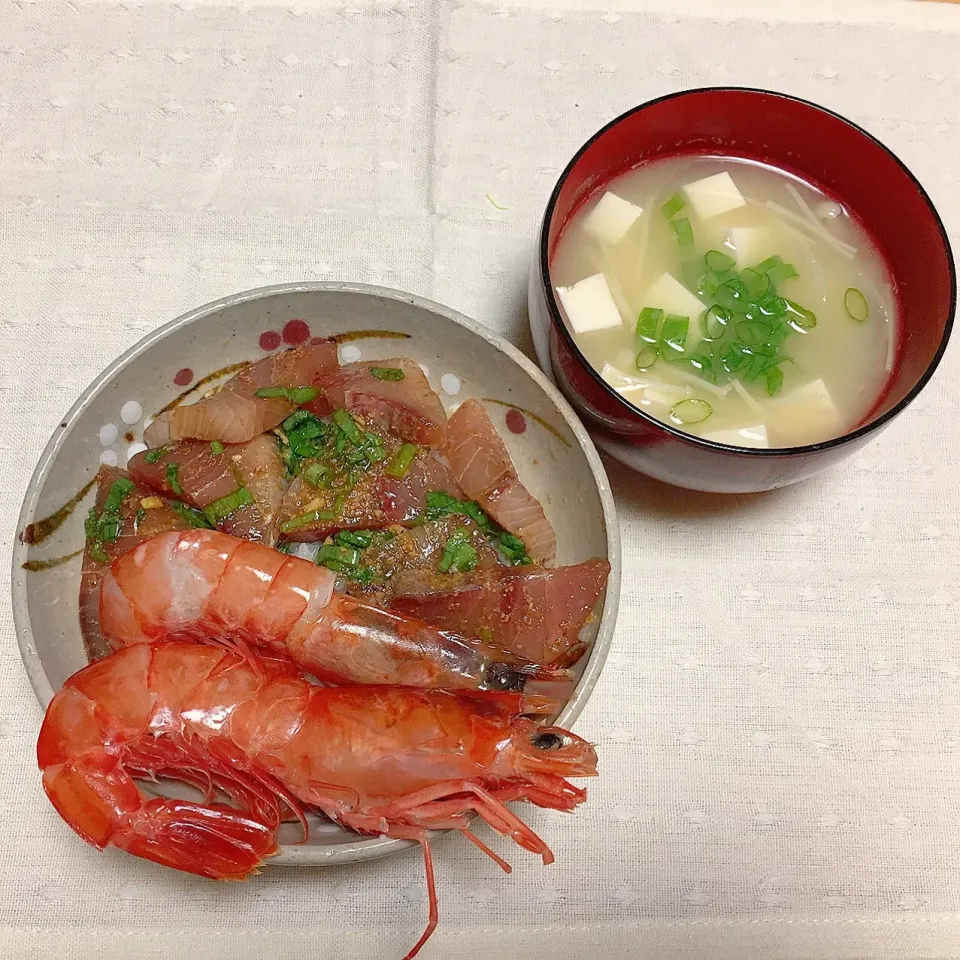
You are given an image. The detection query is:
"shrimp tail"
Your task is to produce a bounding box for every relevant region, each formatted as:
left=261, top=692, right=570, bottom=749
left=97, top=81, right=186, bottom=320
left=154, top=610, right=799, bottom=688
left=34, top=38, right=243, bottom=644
left=42, top=754, right=277, bottom=880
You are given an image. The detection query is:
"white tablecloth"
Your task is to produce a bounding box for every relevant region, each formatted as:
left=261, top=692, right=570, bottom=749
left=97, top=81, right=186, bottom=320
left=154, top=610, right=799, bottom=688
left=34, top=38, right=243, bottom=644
left=3, top=0, right=960, bottom=957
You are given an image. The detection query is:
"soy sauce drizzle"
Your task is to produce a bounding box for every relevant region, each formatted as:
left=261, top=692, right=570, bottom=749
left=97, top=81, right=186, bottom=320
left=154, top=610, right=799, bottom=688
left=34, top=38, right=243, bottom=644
left=333, top=330, right=411, bottom=344
left=479, top=398, right=571, bottom=447
left=22, top=548, right=83, bottom=572
left=154, top=361, right=252, bottom=417
left=19, top=475, right=97, bottom=545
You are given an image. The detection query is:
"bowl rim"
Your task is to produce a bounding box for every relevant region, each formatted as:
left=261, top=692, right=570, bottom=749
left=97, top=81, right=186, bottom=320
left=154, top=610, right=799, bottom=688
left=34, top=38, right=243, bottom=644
left=13, top=280, right=622, bottom=866
left=538, top=85, right=957, bottom=457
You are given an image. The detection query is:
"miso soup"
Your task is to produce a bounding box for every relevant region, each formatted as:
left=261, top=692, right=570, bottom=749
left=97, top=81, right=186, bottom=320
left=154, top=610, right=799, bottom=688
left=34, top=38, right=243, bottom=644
left=550, top=157, right=897, bottom=448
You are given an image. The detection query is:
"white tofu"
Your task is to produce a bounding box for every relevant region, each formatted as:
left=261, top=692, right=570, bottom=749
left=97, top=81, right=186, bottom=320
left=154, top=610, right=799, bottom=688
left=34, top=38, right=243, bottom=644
left=702, top=423, right=769, bottom=448
left=683, top=171, right=746, bottom=221
left=582, top=192, right=644, bottom=246
left=556, top=273, right=623, bottom=335
left=639, top=273, right=706, bottom=349
left=766, top=379, right=843, bottom=446
left=600, top=363, right=646, bottom=397
left=727, top=227, right=771, bottom=269
left=643, top=382, right=690, bottom=408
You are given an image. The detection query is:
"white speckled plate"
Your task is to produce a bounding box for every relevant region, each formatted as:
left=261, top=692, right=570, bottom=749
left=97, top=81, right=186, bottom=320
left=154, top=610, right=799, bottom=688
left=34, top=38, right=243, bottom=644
left=13, top=282, right=620, bottom=866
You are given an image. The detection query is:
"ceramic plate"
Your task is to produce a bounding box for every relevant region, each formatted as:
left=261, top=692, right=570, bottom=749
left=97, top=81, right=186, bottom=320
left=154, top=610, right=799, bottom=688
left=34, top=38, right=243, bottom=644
left=13, top=281, right=620, bottom=865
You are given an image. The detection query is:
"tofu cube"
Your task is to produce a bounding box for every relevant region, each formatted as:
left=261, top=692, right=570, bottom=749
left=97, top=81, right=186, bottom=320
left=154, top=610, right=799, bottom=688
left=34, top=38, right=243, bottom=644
left=600, top=362, right=646, bottom=397
left=639, top=273, right=706, bottom=349
left=643, top=383, right=690, bottom=408
left=727, top=227, right=770, bottom=269
left=582, top=192, right=644, bottom=246
left=701, top=423, right=769, bottom=448
left=683, top=171, right=746, bottom=221
left=556, top=273, right=624, bottom=335
left=767, top=379, right=843, bottom=446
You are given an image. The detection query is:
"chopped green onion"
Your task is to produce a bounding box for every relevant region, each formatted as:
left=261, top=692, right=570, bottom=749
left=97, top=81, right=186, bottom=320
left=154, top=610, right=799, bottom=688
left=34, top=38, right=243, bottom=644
left=721, top=342, right=749, bottom=372
left=701, top=304, right=729, bottom=340
left=736, top=320, right=769, bottom=348
left=672, top=217, right=694, bottom=248
left=635, top=343, right=658, bottom=370
left=317, top=543, right=361, bottom=570
left=332, top=407, right=361, bottom=442
left=88, top=541, right=109, bottom=564
left=704, top=249, right=735, bottom=273
left=103, top=477, right=135, bottom=514
left=784, top=299, right=817, bottom=331
left=369, top=366, right=406, bottom=382
left=741, top=268, right=771, bottom=301
left=757, top=293, right=788, bottom=318
left=170, top=500, right=215, bottom=529
left=210, top=441, right=225, bottom=455
left=282, top=409, right=317, bottom=433
left=386, top=443, right=418, bottom=479
left=687, top=354, right=716, bottom=383
left=668, top=398, right=713, bottom=425
left=335, top=529, right=374, bottom=549
left=660, top=315, right=689, bottom=354
left=714, top=277, right=749, bottom=310
left=144, top=448, right=165, bottom=464
left=302, top=461, right=330, bottom=488
left=635, top=307, right=663, bottom=344
left=255, top=386, right=319, bottom=404
left=165, top=463, right=184, bottom=497
left=766, top=262, right=798, bottom=286
left=765, top=365, right=785, bottom=396
left=438, top=527, right=479, bottom=574
left=203, top=487, right=254, bottom=526
left=660, top=193, right=686, bottom=218
left=85, top=477, right=136, bottom=557
left=844, top=287, right=869, bottom=322
left=497, top=531, right=532, bottom=566
left=133, top=507, right=146, bottom=532
left=280, top=499, right=344, bottom=533
left=754, top=255, right=784, bottom=273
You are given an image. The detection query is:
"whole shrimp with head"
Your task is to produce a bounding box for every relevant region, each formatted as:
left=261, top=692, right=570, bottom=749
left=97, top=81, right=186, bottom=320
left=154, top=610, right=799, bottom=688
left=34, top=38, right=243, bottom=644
left=99, top=529, right=571, bottom=708
left=38, top=642, right=598, bottom=959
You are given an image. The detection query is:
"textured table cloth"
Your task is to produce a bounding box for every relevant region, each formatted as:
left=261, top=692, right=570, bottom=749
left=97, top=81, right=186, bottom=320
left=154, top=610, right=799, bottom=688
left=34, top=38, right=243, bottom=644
left=3, top=0, right=960, bottom=957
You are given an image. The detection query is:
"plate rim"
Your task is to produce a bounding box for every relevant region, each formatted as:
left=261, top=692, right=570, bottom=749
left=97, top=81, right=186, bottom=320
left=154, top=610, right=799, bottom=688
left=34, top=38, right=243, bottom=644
left=12, top=280, right=622, bottom=866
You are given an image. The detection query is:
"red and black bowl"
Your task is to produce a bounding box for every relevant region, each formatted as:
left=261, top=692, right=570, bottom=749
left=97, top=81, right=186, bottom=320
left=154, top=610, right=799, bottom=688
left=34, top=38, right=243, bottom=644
left=528, top=87, right=956, bottom=493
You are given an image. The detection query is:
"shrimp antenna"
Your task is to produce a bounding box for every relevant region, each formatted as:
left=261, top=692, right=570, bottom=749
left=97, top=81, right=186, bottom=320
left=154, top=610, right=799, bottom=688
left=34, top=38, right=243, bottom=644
left=401, top=840, right=438, bottom=960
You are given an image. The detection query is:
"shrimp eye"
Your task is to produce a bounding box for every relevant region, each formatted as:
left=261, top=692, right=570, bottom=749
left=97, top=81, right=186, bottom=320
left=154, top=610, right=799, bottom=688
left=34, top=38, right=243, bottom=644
left=532, top=732, right=563, bottom=750
left=485, top=662, right=525, bottom=692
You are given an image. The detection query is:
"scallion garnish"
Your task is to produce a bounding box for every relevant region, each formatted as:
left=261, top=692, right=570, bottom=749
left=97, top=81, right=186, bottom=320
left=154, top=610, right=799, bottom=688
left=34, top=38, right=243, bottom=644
left=766, top=261, right=798, bottom=286
left=714, top=277, right=748, bottom=310
left=424, top=490, right=531, bottom=565
left=754, top=255, right=784, bottom=273
left=170, top=500, right=215, bottom=529
left=661, top=193, right=686, bottom=218
left=165, top=463, right=184, bottom=497
left=660, top=314, right=689, bottom=355
left=302, top=461, right=330, bottom=489
left=332, top=407, right=361, bottom=442
left=369, top=366, right=406, bottom=382
left=438, top=527, right=480, bottom=574
left=672, top=217, right=694, bottom=248
left=784, top=299, right=817, bottom=331
left=280, top=496, right=345, bottom=533
left=765, top=365, right=785, bottom=396
left=668, top=398, right=713, bottom=425
left=844, top=287, right=869, bottom=322
left=386, top=443, right=418, bottom=480
left=701, top=304, right=729, bottom=340
left=144, top=448, right=166, bottom=464
left=335, top=529, right=374, bottom=549
left=210, top=441, right=225, bottom=455
left=736, top=320, right=769, bottom=348
left=203, top=487, right=254, bottom=526
left=84, top=476, right=136, bottom=560
left=254, top=385, right=319, bottom=404
left=704, top=249, right=735, bottom=273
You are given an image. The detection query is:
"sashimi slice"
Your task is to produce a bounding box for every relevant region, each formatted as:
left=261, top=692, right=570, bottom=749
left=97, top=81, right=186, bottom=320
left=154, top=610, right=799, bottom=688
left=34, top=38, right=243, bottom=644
left=79, top=466, right=194, bottom=662
left=278, top=449, right=462, bottom=541
left=144, top=341, right=341, bottom=446
left=444, top=399, right=556, bottom=565
left=346, top=516, right=500, bottom=606
left=129, top=435, right=286, bottom=546
left=341, top=358, right=447, bottom=447
left=390, top=558, right=610, bottom=665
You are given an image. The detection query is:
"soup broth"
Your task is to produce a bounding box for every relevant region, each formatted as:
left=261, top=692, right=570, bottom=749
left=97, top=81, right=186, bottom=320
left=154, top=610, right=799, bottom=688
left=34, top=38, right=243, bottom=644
left=550, top=157, right=897, bottom=448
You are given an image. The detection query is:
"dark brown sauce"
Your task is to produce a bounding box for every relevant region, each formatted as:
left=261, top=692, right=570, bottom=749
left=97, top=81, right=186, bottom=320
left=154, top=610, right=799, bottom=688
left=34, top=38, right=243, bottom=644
left=154, top=361, right=252, bottom=417
left=480, top=398, right=571, bottom=447
left=19, top=475, right=97, bottom=544
left=333, top=330, right=411, bottom=344
left=22, top=548, right=83, bottom=572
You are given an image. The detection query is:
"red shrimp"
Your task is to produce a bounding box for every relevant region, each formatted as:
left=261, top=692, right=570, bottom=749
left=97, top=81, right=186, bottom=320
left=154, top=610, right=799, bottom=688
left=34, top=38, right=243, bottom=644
left=99, top=530, right=572, bottom=708
left=38, top=642, right=597, bottom=958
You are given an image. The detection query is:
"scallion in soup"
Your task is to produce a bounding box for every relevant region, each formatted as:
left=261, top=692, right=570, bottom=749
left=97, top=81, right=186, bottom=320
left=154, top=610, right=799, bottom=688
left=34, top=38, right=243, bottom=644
left=551, top=157, right=897, bottom=448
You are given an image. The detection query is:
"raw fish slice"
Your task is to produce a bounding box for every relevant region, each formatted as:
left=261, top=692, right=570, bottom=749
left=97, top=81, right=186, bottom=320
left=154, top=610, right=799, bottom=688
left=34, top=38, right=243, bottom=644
left=341, top=358, right=447, bottom=447
left=347, top=516, right=500, bottom=606
left=390, top=558, right=611, bottom=665
left=444, top=399, right=557, bottom=565
left=144, top=341, right=341, bottom=446
left=79, top=466, right=194, bottom=662
left=278, top=449, right=462, bottom=541
left=129, top=435, right=286, bottom=546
